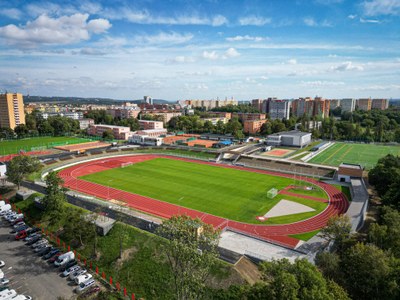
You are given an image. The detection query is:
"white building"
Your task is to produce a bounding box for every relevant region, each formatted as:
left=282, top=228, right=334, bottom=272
left=266, top=131, right=311, bottom=148
left=78, top=118, right=94, bottom=130
left=129, top=134, right=163, bottom=146
left=341, top=98, right=356, bottom=113
left=41, top=112, right=83, bottom=120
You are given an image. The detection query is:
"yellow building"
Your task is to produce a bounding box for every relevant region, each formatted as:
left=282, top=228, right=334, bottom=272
left=0, top=93, right=26, bottom=129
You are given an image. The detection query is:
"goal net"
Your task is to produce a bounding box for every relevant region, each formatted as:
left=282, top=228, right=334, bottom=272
left=267, top=188, right=278, bottom=199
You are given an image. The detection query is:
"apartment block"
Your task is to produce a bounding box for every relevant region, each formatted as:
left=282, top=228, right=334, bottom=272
left=143, top=111, right=182, bottom=124
left=139, top=120, right=164, bottom=130
left=268, top=99, right=291, bottom=120
left=183, top=99, right=238, bottom=110
left=314, top=97, right=330, bottom=118
left=78, top=118, right=95, bottom=130
left=357, top=98, right=372, bottom=111
left=243, top=119, right=267, bottom=135
left=88, top=124, right=131, bottom=140
left=371, top=99, right=389, bottom=110
left=232, top=113, right=266, bottom=122
left=329, top=99, right=341, bottom=109
left=251, top=99, right=263, bottom=112
left=106, top=107, right=141, bottom=119
left=202, top=117, right=229, bottom=125
left=340, top=98, right=356, bottom=113
left=41, top=112, right=83, bottom=120
left=0, top=93, right=25, bottom=129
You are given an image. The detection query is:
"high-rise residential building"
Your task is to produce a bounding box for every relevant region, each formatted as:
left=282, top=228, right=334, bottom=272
left=371, top=99, right=389, bottom=110
left=329, top=99, right=341, bottom=109
left=251, top=99, right=263, bottom=112
left=243, top=119, right=267, bottom=135
left=268, top=99, right=291, bottom=120
left=183, top=99, right=238, bottom=110
left=314, top=97, right=330, bottom=118
left=357, top=98, right=372, bottom=111
left=144, top=96, right=153, bottom=105
left=0, top=93, right=25, bottom=130
left=341, top=98, right=356, bottom=113
left=291, top=98, right=313, bottom=117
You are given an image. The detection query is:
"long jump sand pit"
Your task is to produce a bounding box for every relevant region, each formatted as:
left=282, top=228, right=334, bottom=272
left=262, top=148, right=295, bottom=157
left=264, top=199, right=315, bottom=218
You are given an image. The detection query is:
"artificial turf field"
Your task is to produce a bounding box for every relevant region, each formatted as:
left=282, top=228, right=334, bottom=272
left=309, top=142, right=400, bottom=169
left=80, top=158, right=328, bottom=224
left=0, top=136, right=92, bottom=156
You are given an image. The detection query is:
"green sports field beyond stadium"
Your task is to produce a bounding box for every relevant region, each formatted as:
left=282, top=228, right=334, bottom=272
left=0, top=136, right=92, bottom=156
left=309, top=142, right=400, bottom=169
left=81, top=158, right=328, bottom=224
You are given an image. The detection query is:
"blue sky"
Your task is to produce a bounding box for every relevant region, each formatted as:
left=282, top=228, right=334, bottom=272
left=0, top=0, right=399, bottom=100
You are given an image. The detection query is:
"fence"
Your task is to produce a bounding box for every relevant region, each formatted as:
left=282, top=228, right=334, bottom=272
left=4, top=198, right=143, bottom=300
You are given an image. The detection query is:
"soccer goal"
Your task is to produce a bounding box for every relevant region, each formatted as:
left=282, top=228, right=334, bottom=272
left=267, top=188, right=278, bottom=199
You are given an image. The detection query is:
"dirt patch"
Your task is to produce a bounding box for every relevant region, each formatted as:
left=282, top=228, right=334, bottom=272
left=115, top=247, right=138, bottom=268
left=109, top=199, right=128, bottom=206
left=234, top=256, right=261, bottom=285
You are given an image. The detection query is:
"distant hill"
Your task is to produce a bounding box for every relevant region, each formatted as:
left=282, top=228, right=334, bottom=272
left=24, top=95, right=174, bottom=105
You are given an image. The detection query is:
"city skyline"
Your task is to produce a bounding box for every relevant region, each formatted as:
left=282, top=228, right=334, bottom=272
left=0, top=0, right=399, bottom=100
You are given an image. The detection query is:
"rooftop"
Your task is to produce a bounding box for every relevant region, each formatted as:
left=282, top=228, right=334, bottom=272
left=269, top=130, right=311, bottom=137
left=339, top=163, right=363, bottom=170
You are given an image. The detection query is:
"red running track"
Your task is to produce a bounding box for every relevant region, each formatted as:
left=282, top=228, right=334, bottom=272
left=58, top=155, right=349, bottom=249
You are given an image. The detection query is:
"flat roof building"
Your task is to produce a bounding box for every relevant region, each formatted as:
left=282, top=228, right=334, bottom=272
left=88, top=124, right=131, bottom=140
left=139, top=120, right=164, bottom=130
left=266, top=130, right=311, bottom=148
left=338, top=163, right=363, bottom=183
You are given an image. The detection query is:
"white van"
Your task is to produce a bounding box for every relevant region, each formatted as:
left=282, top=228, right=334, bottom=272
left=0, top=201, right=5, bottom=207
left=75, top=273, right=92, bottom=285
left=54, top=251, right=75, bottom=267
left=0, top=205, right=11, bottom=215
left=0, top=289, right=17, bottom=299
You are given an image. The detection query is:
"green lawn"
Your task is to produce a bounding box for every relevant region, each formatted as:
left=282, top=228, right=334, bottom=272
left=289, top=230, right=320, bottom=241
left=81, top=158, right=327, bottom=224
left=309, top=142, right=400, bottom=169
left=0, top=136, right=92, bottom=155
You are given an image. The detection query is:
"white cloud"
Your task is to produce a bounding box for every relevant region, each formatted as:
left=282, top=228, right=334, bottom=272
left=287, top=59, right=297, bottom=65
left=239, top=16, right=271, bottom=26
left=224, top=48, right=240, bottom=58
left=226, top=35, right=266, bottom=42
left=0, top=13, right=111, bottom=47
left=260, top=76, right=269, bottom=80
left=167, top=56, right=196, bottom=64
left=104, top=7, right=227, bottom=26
left=362, top=0, right=400, bottom=16
left=302, top=80, right=345, bottom=87
left=134, top=32, right=193, bottom=45
left=76, top=48, right=107, bottom=56
left=331, top=61, right=364, bottom=71
left=202, top=50, right=219, bottom=60
left=0, top=8, right=23, bottom=20
left=359, top=18, right=381, bottom=23
left=304, top=17, right=317, bottom=26
left=348, top=14, right=358, bottom=19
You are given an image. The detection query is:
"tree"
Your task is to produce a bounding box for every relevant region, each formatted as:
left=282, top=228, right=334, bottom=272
left=14, top=124, right=29, bottom=137
left=6, top=155, right=41, bottom=189
left=369, top=154, right=400, bottom=197
left=320, top=215, right=352, bottom=253
left=42, top=171, right=67, bottom=226
left=0, top=127, right=14, bottom=139
left=156, top=215, right=220, bottom=300
left=102, top=129, right=114, bottom=140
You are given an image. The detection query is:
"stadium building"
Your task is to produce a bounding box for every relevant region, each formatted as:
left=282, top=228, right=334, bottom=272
left=266, top=130, right=311, bottom=148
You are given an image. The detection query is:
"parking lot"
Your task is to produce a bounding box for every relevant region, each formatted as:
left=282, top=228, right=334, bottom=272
left=0, top=221, right=76, bottom=300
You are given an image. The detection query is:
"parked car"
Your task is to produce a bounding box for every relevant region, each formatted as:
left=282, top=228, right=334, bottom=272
left=25, top=235, right=41, bottom=245
left=31, top=239, right=47, bottom=248
left=11, top=225, right=28, bottom=234
left=26, top=227, right=40, bottom=235
left=81, top=285, right=100, bottom=297
left=0, top=261, right=4, bottom=268
left=55, top=251, right=75, bottom=267
left=34, top=243, right=49, bottom=253
left=0, top=288, right=16, bottom=299
left=59, top=260, right=77, bottom=272
left=62, top=265, right=81, bottom=277
left=0, top=278, right=9, bottom=286
left=10, top=218, right=24, bottom=226
left=15, top=231, right=28, bottom=240
left=37, top=246, right=52, bottom=256
left=75, top=279, right=95, bottom=293
left=43, top=248, right=60, bottom=260
left=69, top=269, right=87, bottom=281
left=48, top=253, right=62, bottom=263
left=75, top=274, right=92, bottom=285
left=11, top=295, right=32, bottom=300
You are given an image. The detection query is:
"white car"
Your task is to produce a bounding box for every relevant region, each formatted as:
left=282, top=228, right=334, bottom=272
left=75, top=279, right=95, bottom=293
left=62, top=265, right=80, bottom=277
left=0, top=261, right=4, bottom=268
left=0, top=278, right=8, bottom=285
left=75, top=273, right=92, bottom=285
left=69, top=269, right=86, bottom=281
left=0, top=269, right=4, bottom=279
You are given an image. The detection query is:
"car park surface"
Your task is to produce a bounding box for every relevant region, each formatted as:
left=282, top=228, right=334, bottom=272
left=0, top=220, right=75, bottom=299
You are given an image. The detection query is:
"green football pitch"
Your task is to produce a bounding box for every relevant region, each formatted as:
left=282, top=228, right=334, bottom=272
left=0, top=136, right=92, bottom=156
left=80, top=158, right=328, bottom=224
left=309, top=142, right=400, bottom=169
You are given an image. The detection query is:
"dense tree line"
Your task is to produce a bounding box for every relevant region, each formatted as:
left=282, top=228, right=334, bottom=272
left=84, top=110, right=140, bottom=131
left=314, top=109, right=400, bottom=142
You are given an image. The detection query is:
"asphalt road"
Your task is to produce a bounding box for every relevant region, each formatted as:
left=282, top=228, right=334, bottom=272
left=0, top=221, right=76, bottom=300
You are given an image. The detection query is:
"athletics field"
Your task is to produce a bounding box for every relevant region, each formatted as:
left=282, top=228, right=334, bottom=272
left=309, top=142, right=400, bottom=169
left=80, top=158, right=328, bottom=225
left=0, top=136, right=92, bottom=156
